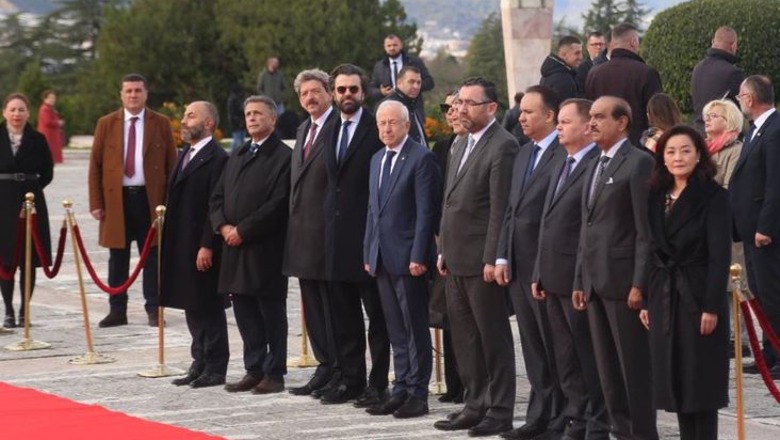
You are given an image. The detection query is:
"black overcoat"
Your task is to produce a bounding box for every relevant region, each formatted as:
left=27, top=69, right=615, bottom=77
left=160, top=140, right=228, bottom=310
left=209, top=134, right=291, bottom=297
left=323, top=109, right=383, bottom=282
left=0, top=122, right=52, bottom=267
left=646, top=179, right=731, bottom=412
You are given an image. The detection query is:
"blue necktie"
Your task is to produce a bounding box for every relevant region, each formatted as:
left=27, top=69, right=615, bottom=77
left=379, top=150, right=397, bottom=202
left=337, top=120, right=352, bottom=164
left=554, top=156, right=576, bottom=198
left=522, top=144, right=541, bottom=188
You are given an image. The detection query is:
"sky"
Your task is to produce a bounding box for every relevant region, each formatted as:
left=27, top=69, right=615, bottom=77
left=554, top=0, right=687, bottom=28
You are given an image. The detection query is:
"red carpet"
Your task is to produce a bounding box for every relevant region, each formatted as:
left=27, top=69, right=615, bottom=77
left=0, top=382, right=223, bottom=439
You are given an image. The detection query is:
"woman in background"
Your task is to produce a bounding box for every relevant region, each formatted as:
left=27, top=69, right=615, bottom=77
left=37, top=90, right=64, bottom=164
left=641, top=93, right=683, bottom=152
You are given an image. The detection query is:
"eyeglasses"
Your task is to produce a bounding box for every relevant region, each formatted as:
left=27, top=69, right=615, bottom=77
left=457, top=99, right=493, bottom=108
left=736, top=92, right=751, bottom=101
left=336, top=85, right=360, bottom=94
left=439, top=103, right=452, bottom=113
left=704, top=113, right=724, bottom=121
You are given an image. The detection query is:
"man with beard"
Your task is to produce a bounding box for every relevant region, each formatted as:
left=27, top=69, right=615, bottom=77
left=381, top=66, right=427, bottom=144
left=319, top=64, right=390, bottom=407
left=284, top=69, right=339, bottom=396
left=210, top=95, right=291, bottom=395
left=162, top=101, right=229, bottom=388
left=369, top=34, right=434, bottom=112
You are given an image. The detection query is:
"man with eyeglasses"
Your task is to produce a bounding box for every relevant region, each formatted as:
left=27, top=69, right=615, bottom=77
left=380, top=66, right=427, bottom=145
left=434, top=77, right=519, bottom=437
left=319, top=63, right=390, bottom=407
left=691, top=26, right=744, bottom=134
left=576, top=31, right=606, bottom=95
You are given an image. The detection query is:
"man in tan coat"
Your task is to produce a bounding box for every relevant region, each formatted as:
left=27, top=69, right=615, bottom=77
left=88, top=73, right=177, bottom=327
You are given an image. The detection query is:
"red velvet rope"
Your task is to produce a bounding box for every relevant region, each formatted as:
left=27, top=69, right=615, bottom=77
left=71, top=222, right=157, bottom=296
left=0, top=216, right=26, bottom=281
left=747, top=298, right=780, bottom=353
left=30, top=215, right=67, bottom=279
left=740, top=301, right=780, bottom=403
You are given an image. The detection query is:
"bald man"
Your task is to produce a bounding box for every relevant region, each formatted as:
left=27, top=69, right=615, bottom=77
left=691, top=26, right=744, bottom=133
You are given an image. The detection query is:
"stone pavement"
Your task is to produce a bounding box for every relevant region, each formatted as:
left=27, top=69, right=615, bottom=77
left=1, top=149, right=779, bottom=439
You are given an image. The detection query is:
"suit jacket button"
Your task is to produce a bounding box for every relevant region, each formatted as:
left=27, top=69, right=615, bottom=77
left=336, top=188, right=341, bottom=193
left=587, top=221, right=592, bottom=226
left=335, top=210, right=340, bottom=216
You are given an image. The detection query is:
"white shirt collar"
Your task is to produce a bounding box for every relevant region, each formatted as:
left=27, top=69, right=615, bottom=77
left=753, top=108, right=776, bottom=131
left=124, top=108, right=145, bottom=121
left=601, top=137, right=628, bottom=159
left=533, top=129, right=558, bottom=151
left=470, top=119, right=496, bottom=144
left=188, top=136, right=212, bottom=157
left=386, top=135, right=408, bottom=153
left=313, top=107, right=333, bottom=127
left=342, top=106, right=363, bottom=125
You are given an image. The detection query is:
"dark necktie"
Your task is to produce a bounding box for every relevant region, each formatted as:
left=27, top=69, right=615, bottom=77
left=739, top=122, right=757, bottom=161
left=180, top=148, right=193, bottom=171
left=379, top=150, right=397, bottom=202
left=303, top=122, right=318, bottom=160
left=522, top=144, right=541, bottom=188
left=391, top=61, right=398, bottom=87
left=337, top=120, right=352, bottom=164
left=249, top=143, right=260, bottom=155
left=554, top=156, right=576, bottom=198
left=588, top=155, right=611, bottom=209
left=125, top=116, right=138, bottom=177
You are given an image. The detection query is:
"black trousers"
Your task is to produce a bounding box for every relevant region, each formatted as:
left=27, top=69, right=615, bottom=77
left=677, top=410, right=718, bottom=440
left=509, top=279, right=561, bottom=428
left=108, top=187, right=158, bottom=314
left=442, top=329, right=463, bottom=396
left=587, top=293, right=658, bottom=440
left=327, top=280, right=390, bottom=390
left=742, top=241, right=780, bottom=365
left=299, top=278, right=336, bottom=376
left=445, top=274, right=515, bottom=422
left=231, top=294, right=287, bottom=380
left=546, top=293, right=609, bottom=437
left=1, top=260, right=36, bottom=317
left=185, top=305, right=230, bottom=376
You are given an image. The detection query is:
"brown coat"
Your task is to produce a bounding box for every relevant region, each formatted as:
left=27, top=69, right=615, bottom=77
left=88, top=108, right=177, bottom=248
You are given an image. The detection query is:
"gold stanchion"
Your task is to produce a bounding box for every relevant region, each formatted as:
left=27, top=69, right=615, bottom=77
left=430, top=328, right=444, bottom=395
left=287, top=294, right=318, bottom=367
left=138, top=205, right=184, bottom=378
left=730, top=263, right=746, bottom=440
left=64, top=200, right=115, bottom=365
left=5, top=193, right=50, bottom=351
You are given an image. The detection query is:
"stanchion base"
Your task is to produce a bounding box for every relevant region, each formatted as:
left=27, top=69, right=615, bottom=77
left=429, top=383, right=445, bottom=395
left=69, top=352, right=116, bottom=365
left=287, top=354, right=319, bottom=368
left=5, top=339, right=52, bottom=351
left=137, top=364, right=185, bottom=378
left=0, top=327, right=14, bottom=335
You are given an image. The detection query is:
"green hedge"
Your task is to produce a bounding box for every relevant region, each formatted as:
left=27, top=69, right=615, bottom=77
left=643, top=0, right=780, bottom=114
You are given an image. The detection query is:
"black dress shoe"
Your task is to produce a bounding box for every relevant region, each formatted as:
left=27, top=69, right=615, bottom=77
left=433, top=414, right=482, bottom=431
left=366, top=394, right=406, bottom=415
left=771, top=365, right=780, bottom=380
left=468, top=417, right=513, bottom=437
left=147, top=311, right=166, bottom=327
left=320, top=383, right=363, bottom=404
left=290, top=373, right=331, bottom=396
left=3, top=314, right=14, bottom=328
left=311, top=378, right=337, bottom=399
left=393, top=395, right=429, bottom=419
left=438, top=389, right=463, bottom=403
left=500, top=423, right=545, bottom=440
left=190, top=373, right=226, bottom=388
left=172, top=370, right=202, bottom=386
left=224, top=374, right=262, bottom=392
left=353, top=386, right=389, bottom=408
left=98, top=311, right=128, bottom=328
left=560, top=419, right=586, bottom=440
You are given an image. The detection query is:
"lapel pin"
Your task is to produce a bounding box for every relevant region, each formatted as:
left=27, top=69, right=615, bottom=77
left=606, top=177, right=614, bottom=184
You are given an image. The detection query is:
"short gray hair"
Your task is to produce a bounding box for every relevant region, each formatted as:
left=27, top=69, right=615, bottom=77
left=376, top=100, right=409, bottom=122
left=294, top=69, right=330, bottom=94
left=192, top=100, right=220, bottom=127
left=244, top=95, right=277, bottom=116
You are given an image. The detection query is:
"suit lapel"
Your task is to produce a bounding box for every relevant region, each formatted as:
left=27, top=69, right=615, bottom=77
left=445, top=135, right=467, bottom=197
left=448, top=123, right=498, bottom=195
left=588, top=141, right=630, bottom=213
left=176, top=141, right=216, bottom=185
left=733, top=111, right=778, bottom=176
left=142, top=108, right=152, bottom=156
left=378, top=140, right=411, bottom=213
left=548, top=146, right=598, bottom=212
left=520, top=137, right=560, bottom=198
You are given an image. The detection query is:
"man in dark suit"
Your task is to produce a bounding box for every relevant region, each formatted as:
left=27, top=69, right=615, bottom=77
left=691, top=26, right=744, bottom=133
left=88, top=73, right=177, bottom=327
left=585, top=24, right=662, bottom=146
left=572, top=96, right=657, bottom=440
left=283, top=69, right=339, bottom=397
left=320, top=64, right=390, bottom=407
left=161, top=101, right=229, bottom=388
left=209, top=95, right=291, bottom=395
left=731, top=75, right=780, bottom=377
left=363, top=100, right=441, bottom=418
left=575, top=31, right=605, bottom=97
left=369, top=33, right=434, bottom=114
left=434, top=77, right=518, bottom=437
left=495, top=85, right=566, bottom=440
left=532, top=98, right=608, bottom=440
left=380, top=66, right=427, bottom=144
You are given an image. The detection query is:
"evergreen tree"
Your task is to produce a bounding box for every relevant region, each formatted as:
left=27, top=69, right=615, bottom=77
left=464, top=13, right=507, bottom=105
left=582, top=0, right=623, bottom=33
left=621, top=0, right=652, bottom=31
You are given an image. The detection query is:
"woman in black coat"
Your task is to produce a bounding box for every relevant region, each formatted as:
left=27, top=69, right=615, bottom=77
left=641, top=124, right=730, bottom=440
left=0, top=93, right=54, bottom=328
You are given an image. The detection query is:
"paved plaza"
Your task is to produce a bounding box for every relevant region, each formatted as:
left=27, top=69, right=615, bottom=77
left=1, top=149, right=779, bottom=439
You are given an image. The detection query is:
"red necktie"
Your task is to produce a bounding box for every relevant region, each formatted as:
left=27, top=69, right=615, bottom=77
left=125, top=116, right=139, bottom=178
left=303, top=122, right=318, bottom=160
